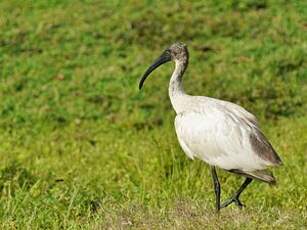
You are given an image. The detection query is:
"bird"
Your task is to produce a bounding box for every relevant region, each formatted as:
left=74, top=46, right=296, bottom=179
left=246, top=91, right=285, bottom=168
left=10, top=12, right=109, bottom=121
left=138, top=42, right=282, bottom=212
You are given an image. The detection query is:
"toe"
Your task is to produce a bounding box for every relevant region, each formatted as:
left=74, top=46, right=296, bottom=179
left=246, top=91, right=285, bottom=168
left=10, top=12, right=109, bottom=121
left=234, top=198, right=244, bottom=208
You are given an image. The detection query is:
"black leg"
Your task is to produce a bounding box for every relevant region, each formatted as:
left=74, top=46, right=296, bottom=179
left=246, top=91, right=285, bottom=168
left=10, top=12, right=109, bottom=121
left=221, top=177, right=252, bottom=209
left=211, top=166, right=221, bottom=212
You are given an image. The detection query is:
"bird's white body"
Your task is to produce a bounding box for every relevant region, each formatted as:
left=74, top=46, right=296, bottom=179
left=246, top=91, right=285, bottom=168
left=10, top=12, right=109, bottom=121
left=169, top=61, right=279, bottom=175
left=174, top=97, right=270, bottom=171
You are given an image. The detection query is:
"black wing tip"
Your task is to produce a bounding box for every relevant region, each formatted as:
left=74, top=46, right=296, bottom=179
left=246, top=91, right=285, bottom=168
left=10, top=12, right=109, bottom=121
left=249, top=131, right=283, bottom=167
left=275, top=154, right=283, bottom=165
left=269, top=149, right=283, bottom=166
left=275, top=158, right=283, bottom=166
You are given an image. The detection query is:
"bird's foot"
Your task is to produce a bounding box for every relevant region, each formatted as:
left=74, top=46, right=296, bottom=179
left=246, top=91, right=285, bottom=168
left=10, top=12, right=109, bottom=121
left=220, top=196, right=244, bottom=209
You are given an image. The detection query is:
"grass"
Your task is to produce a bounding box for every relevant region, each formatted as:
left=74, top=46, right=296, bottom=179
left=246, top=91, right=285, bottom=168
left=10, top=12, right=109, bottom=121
left=0, top=0, right=306, bottom=229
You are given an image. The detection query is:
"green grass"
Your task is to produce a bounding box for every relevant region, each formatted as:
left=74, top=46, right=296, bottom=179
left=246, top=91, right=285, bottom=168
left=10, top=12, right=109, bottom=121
left=0, top=0, right=306, bottom=229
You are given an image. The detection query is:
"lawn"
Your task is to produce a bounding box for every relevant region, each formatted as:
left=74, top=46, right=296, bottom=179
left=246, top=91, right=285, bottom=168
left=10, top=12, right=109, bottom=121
left=0, top=0, right=306, bottom=229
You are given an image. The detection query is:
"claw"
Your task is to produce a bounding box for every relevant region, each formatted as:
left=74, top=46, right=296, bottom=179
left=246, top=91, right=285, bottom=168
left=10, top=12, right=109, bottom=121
left=221, top=196, right=245, bottom=209
left=219, top=178, right=252, bottom=210
left=234, top=197, right=244, bottom=208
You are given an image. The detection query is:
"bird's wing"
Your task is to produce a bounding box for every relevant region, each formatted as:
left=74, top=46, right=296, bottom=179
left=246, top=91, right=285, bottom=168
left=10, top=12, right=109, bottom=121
left=217, top=100, right=282, bottom=166
left=175, top=104, right=281, bottom=172
left=214, top=99, right=258, bottom=126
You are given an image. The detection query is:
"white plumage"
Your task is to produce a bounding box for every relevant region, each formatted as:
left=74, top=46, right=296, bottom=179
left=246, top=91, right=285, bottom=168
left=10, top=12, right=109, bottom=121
left=174, top=98, right=271, bottom=171
left=139, top=42, right=282, bottom=211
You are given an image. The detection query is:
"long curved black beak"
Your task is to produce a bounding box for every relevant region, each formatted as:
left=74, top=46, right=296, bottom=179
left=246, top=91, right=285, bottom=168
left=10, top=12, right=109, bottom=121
left=139, top=50, right=171, bottom=90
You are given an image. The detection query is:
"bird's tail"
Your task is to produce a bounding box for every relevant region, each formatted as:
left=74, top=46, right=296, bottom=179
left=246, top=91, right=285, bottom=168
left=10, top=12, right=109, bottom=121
left=229, top=169, right=277, bottom=185
left=247, top=170, right=277, bottom=185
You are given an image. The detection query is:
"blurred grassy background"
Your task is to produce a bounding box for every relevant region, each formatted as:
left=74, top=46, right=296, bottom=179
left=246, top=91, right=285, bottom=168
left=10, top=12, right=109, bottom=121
left=0, top=0, right=306, bottom=229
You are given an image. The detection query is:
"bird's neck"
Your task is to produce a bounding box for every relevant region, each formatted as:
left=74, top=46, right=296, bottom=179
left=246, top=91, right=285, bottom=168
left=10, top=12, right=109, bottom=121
left=169, top=60, right=189, bottom=114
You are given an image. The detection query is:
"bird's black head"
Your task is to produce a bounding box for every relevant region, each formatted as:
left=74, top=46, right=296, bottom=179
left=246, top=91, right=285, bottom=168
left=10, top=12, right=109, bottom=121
left=168, top=42, right=189, bottom=64
left=139, top=42, right=189, bottom=90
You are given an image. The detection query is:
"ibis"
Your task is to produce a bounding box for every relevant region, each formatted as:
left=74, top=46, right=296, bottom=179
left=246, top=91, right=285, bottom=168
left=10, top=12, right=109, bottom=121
left=139, top=42, right=282, bottom=211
